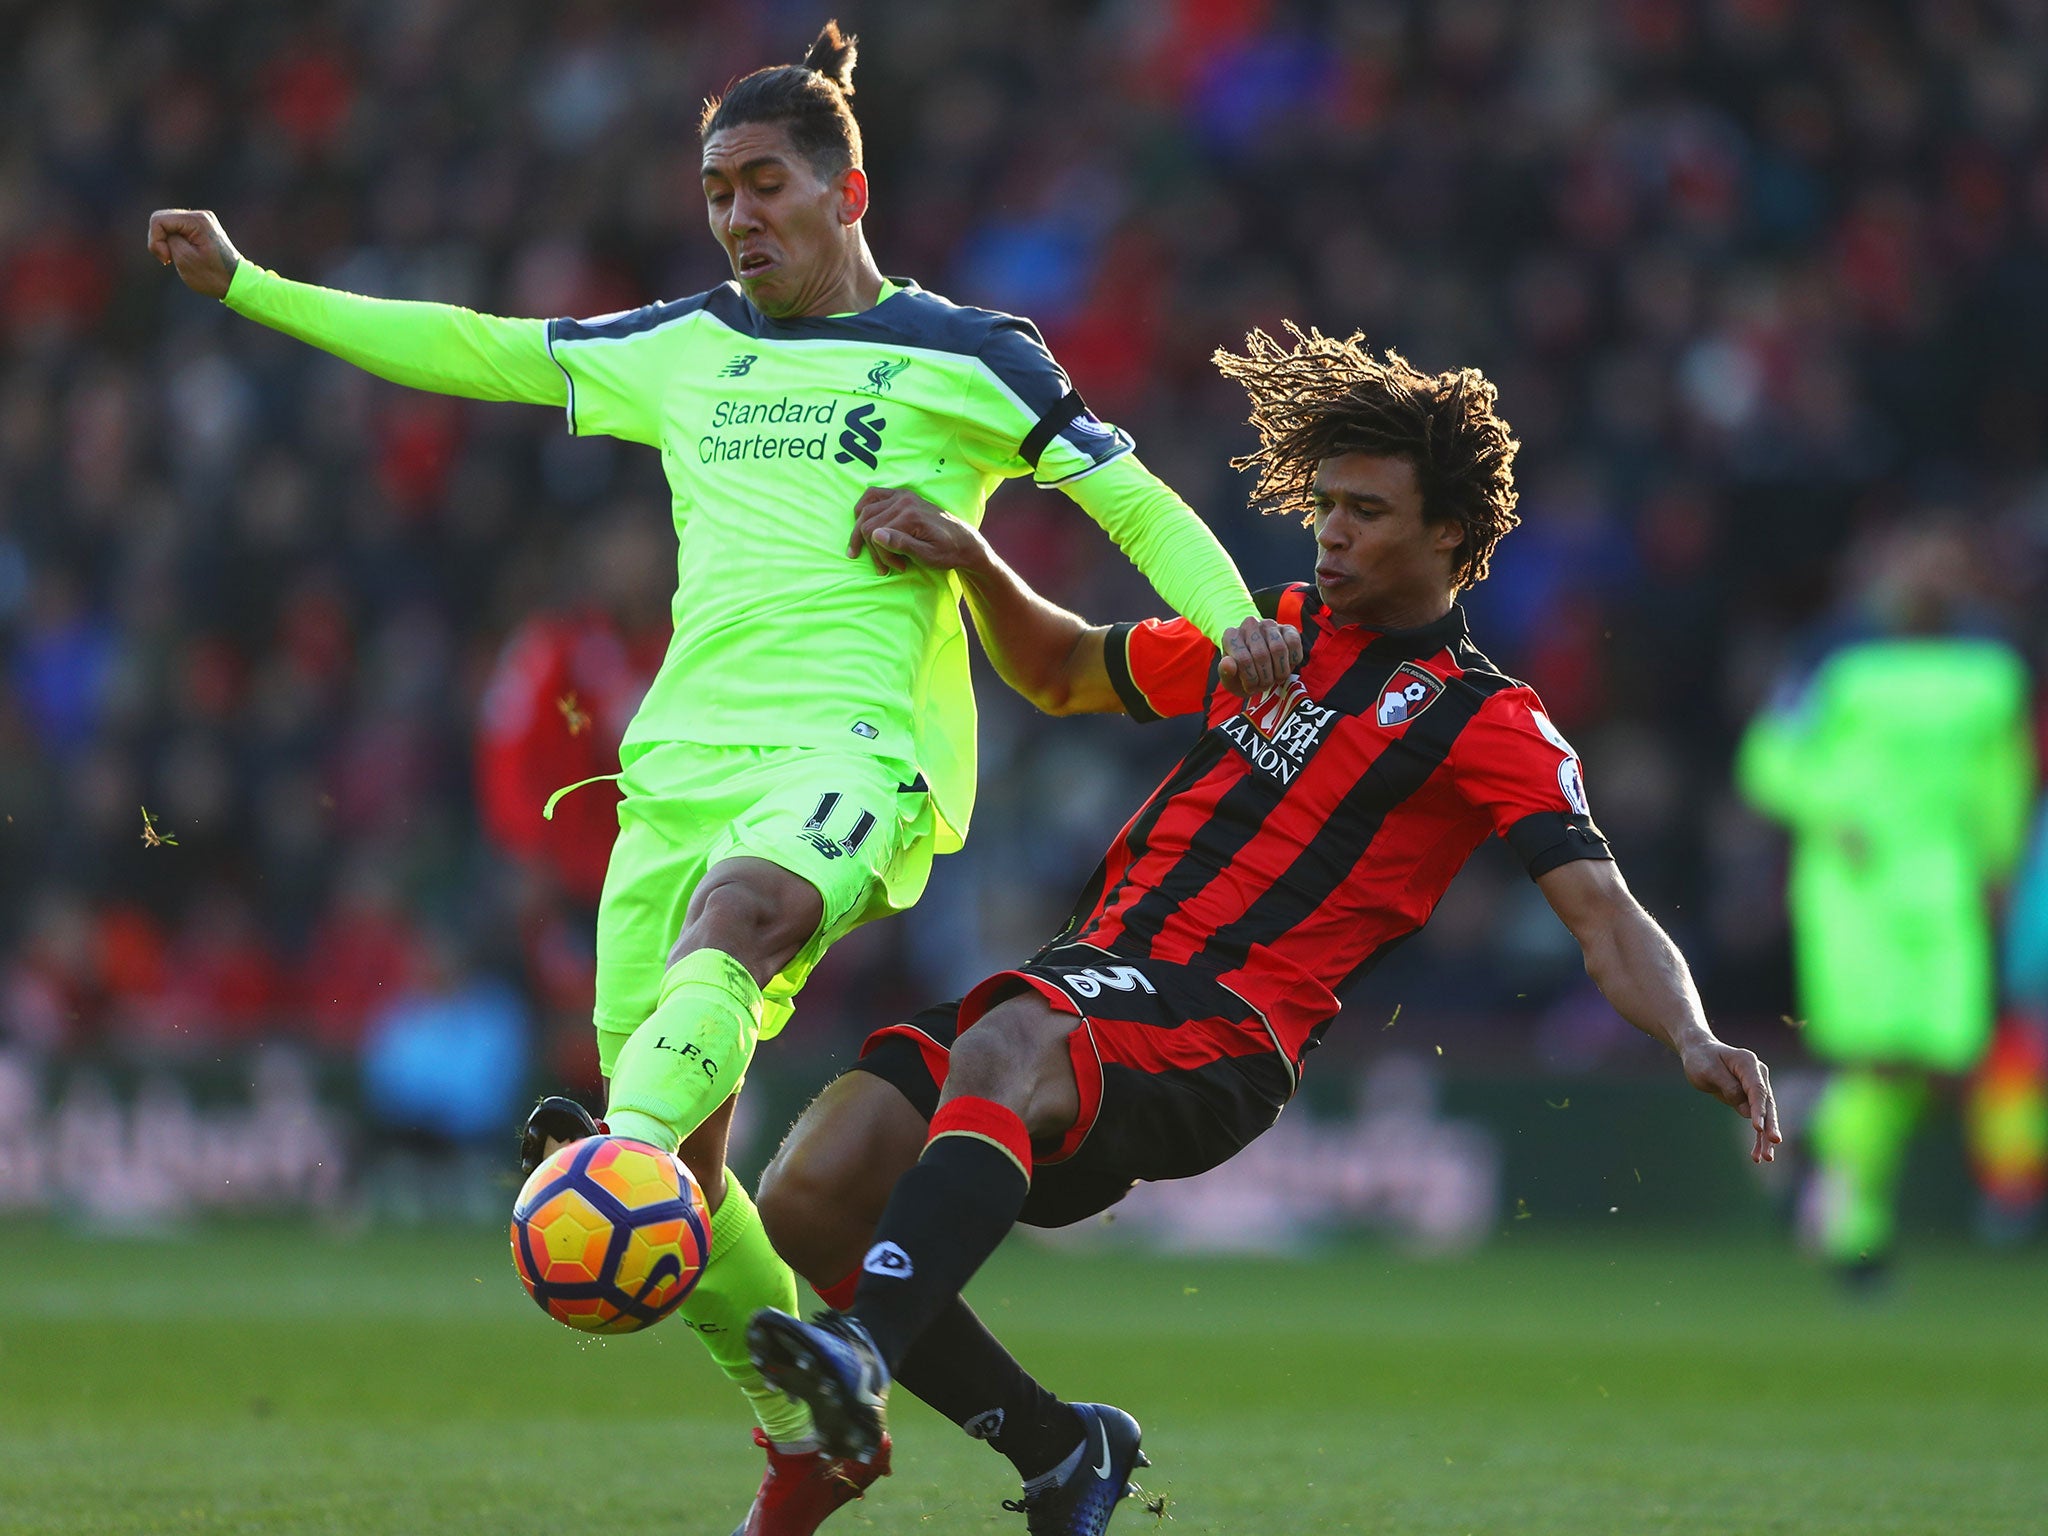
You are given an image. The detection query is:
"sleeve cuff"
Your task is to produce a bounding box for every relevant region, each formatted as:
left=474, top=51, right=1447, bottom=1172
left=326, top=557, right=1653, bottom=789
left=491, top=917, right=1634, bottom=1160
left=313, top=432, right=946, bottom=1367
left=1505, top=811, right=1613, bottom=878
left=221, top=260, right=271, bottom=314
left=1102, top=623, right=1162, bottom=722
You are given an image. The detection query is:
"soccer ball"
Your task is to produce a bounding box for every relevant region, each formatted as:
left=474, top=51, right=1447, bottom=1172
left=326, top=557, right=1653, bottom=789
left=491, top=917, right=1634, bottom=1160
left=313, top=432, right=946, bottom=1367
left=510, top=1136, right=712, bottom=1333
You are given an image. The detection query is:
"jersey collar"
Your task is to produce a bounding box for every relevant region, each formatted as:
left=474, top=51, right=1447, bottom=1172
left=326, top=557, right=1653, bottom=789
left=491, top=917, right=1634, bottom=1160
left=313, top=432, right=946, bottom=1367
left=828, top=276, right=913, bottom=317
left=1313, top=597, right=1470, bottom=659
left=720, top=276, right=922, bottom=339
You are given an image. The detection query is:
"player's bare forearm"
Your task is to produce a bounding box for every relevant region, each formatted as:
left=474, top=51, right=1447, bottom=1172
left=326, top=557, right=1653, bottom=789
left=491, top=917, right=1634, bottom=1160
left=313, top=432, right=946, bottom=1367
left=1574, top=896, right=1711, bottom=1056
left=847, top=488, right=1300, bottom=713
left=1538, top=859, right=1781, bottom=1161
left=959, top=554, right=1118, bottom=716
left=847, top=487, right=1120, bottom=714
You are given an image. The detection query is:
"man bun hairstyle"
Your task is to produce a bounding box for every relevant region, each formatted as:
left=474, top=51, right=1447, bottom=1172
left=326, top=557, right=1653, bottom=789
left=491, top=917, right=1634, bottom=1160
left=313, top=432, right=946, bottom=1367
left=1214, top=323, right=1521, bottom=590
left=800, top=20, right=858, bottom=94
left=699, top=20, right=864, bottom=175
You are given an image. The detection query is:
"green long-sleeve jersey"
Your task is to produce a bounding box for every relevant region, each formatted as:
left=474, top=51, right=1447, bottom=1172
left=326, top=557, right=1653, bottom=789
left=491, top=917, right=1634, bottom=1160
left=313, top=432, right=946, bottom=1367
left=1737, top=634, right=2035, bottom=1065
left=223, top=263, right=1257, bottom=852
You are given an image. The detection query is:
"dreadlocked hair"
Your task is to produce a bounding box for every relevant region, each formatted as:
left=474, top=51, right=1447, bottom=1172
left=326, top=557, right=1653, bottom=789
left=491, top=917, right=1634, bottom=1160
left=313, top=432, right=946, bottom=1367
left=1214, top=323, right=1521, bottom=590
left=700, top=20, right=863, bottom=174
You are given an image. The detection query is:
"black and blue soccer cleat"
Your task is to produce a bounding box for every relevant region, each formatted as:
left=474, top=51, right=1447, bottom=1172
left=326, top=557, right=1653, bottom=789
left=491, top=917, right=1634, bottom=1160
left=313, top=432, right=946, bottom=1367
left=517, top=1095, right=606, bottom=1178
left=746, top=1309, right=892, bottom=1464
left=1000, top=1403, right=1151, bottom=1536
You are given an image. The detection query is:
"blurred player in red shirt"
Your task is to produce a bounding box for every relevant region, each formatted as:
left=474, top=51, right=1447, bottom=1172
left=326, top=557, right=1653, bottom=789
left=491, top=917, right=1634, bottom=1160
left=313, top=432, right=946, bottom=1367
left=476, top=511, right=670, bottom=904
left=476, top=511, right=668, bottom=1089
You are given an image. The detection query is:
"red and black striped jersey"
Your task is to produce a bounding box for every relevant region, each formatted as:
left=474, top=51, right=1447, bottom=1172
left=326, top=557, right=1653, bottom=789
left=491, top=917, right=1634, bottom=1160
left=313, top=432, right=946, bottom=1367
left=1061, top=582, right=1612, bottom=1063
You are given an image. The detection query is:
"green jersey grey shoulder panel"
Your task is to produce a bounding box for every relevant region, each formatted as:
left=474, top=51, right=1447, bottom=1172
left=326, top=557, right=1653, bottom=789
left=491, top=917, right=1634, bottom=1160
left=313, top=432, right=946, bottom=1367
left=552, top=280, right=1131, bottom=473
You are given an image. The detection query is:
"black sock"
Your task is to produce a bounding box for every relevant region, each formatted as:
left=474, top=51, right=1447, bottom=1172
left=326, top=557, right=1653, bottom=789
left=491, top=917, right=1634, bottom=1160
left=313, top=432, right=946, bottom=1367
left=894, top=1295, right=1085, bottom=1482
left=850, top=1095, right=1033, bottom=1373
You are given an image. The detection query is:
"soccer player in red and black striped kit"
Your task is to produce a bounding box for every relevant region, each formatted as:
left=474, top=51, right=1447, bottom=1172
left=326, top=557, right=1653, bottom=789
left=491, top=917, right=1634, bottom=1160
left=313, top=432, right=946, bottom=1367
left=743, top=326, right=1781, bottom=1535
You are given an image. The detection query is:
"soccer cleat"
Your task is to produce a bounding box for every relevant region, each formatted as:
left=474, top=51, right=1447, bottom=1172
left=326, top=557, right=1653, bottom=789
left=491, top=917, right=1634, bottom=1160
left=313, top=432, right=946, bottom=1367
left=728, top=1427, right=892, bottom=1536
left=999, top=1403, right=1150, bottom=1536
left=746, top=1309, right=891, bottom=1463
left=517, top=1095, right=606, bottom=1177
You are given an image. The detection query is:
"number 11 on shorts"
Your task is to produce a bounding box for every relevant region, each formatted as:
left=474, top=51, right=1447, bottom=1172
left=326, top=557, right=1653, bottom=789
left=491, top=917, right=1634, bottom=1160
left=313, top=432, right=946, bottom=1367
left=800, top=792, right=876, bottom=861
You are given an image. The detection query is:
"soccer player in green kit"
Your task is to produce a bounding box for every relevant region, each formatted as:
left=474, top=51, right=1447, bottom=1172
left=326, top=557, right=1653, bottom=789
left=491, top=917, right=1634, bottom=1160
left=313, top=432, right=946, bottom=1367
left=1739, top=527, right=2033, bottom=1283
left=148, top=23, right=1297, bottom=1531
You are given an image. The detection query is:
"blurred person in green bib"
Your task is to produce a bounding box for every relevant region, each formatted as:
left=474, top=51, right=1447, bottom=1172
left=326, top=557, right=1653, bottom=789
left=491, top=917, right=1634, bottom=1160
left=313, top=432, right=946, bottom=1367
left=1739, top=526, right=2034, bottom=1284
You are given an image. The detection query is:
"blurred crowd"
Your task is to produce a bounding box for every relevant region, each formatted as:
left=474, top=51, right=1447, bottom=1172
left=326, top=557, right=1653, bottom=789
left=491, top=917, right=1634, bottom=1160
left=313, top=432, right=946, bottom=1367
left=8, top=0, right=2048, bottom=1125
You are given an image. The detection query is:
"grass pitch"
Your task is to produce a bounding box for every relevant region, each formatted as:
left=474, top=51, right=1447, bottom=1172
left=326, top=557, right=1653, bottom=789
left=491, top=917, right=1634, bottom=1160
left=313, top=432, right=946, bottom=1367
left=0, top=1224, right=2041, bottom=1534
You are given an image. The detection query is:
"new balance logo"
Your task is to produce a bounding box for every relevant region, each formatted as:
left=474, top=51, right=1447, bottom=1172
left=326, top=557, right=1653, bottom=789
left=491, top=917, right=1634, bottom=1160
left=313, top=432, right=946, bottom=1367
left=963, top=1408, right=1006, bottom=1441
left=863, top=1241, right=914, bottom=1279
left=835, top=401, right=886, bottom=467
left=1062, top=964, right=1156, bottom=1000
left=718, top=354, right=758, bottom=377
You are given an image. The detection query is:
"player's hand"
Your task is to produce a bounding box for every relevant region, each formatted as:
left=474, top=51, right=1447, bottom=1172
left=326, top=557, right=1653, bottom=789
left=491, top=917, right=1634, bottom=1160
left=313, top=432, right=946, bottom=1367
left=848, top=487, right=988, bottom=576
left=1679, top=1037, right=1780, bottom=1163
left=1217, top=616, right=1302, bottom=699
left=147, top=209, right=243, bottom=299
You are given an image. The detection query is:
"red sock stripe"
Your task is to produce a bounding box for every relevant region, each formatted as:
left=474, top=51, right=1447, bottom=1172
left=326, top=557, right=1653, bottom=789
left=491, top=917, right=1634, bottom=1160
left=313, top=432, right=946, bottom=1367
left=928, top=1095, right=1033, bottom=1181
left=817, top=1270, right=860, bottom=1311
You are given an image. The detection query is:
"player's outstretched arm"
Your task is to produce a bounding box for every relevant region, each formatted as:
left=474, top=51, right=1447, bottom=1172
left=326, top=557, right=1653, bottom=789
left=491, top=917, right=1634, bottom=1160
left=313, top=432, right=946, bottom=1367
left=851, top=487, right=1299, bottom=713
left=1537, top=857, right=1781, bottom=1163
left=146, top=208, right=565, bottom=407
left=850, top=486, right=1117, bottom=713
left=1058, top=454, right=1301, bottom=694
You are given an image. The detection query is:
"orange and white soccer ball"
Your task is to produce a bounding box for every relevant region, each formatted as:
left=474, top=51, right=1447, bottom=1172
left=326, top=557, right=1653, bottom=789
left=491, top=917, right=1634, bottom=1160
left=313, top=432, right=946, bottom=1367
left=510, top=1136, right=711, bottom=1333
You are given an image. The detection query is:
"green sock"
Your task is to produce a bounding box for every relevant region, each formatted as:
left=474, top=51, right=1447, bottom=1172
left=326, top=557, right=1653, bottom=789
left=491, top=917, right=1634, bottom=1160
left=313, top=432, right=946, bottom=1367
left=606, top=949, right=763, bottom=1149
left=1811, top=1068, right=1927, bottom=1263
left=684, top=1173, right=815, bottom=1446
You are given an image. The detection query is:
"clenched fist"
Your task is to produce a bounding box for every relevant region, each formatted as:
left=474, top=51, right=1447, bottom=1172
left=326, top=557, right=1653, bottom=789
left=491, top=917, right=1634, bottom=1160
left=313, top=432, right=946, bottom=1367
left=1217, top=615, right=1302, bottom=699
left=147, top=209, right=242, bottom=300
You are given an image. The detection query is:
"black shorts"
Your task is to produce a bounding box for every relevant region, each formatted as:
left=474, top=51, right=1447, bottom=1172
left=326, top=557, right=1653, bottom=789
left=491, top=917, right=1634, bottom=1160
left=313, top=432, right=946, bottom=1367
left=853, top=943, right=1297, bottom=1228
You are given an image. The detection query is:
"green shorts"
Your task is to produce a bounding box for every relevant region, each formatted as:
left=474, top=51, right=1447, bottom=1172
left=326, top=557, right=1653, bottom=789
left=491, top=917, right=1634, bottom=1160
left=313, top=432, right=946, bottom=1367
left=592, top=742, right=938, bottom=1051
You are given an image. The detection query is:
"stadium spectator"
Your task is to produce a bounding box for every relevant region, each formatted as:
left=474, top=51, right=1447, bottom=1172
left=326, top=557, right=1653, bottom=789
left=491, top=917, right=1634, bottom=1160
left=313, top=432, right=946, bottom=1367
left=473, top=504, right=667, bottom=1092
left=474, top=507, right=668, bottom=906
left=358, top=929, right=530, bottom=1222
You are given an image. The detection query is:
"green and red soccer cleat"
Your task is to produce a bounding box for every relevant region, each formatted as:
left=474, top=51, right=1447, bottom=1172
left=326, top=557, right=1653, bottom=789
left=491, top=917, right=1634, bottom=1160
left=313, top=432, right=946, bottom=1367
left=730, top=1427, right=892, bottom=1535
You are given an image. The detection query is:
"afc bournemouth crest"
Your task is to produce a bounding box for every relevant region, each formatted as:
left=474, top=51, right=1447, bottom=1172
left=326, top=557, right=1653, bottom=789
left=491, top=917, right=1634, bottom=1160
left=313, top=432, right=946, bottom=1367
left=1375, top=662, right=1444, bottom=728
